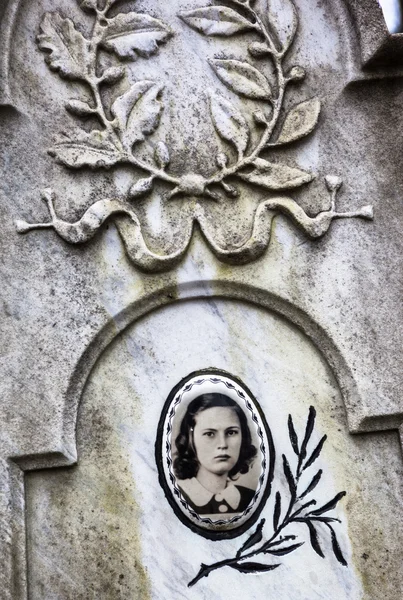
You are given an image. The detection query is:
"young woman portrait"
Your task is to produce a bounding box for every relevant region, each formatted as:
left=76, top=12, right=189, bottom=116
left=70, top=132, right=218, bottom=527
left=173, top=393, right=258, bottom=517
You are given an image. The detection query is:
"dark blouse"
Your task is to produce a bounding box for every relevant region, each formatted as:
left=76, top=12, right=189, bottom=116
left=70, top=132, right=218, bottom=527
left=179, top=484, right=255, bottom=515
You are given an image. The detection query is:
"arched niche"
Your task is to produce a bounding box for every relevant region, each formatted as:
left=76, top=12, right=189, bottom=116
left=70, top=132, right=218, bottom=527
left=20, top=285, right=403, bottom=599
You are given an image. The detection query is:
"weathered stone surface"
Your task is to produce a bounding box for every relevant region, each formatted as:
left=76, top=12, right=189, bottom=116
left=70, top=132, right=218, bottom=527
left=25, top=301, right=403, bottom=598
left=0, top=0, right=402, bottom=598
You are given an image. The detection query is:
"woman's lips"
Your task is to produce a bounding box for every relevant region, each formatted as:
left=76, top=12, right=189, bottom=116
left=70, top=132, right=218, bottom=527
left=215, top=454, right=230, bottom=460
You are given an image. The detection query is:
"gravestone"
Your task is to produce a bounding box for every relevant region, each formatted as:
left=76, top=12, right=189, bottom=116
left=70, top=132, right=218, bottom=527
left=0, top=1, right=402, bottom=598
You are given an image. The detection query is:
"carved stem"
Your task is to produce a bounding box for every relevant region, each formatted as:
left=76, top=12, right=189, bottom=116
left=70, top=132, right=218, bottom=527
left=123, top=154, right=180, bottom=185
left=86, top=7, right=180, bottom=186
left=204, top=9, right=288, bottom=188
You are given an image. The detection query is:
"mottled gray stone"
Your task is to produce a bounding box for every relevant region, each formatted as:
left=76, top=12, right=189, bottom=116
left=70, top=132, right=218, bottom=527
left=0, top=1, right=402, bottom=598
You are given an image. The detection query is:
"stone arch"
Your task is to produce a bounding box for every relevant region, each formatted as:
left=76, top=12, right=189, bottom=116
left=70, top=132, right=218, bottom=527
left=46, top=280, right=363, bottom=469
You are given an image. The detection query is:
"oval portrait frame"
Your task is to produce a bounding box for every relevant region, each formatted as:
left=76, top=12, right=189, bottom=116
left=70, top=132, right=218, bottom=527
left=155, top=369, right=275, bottom=540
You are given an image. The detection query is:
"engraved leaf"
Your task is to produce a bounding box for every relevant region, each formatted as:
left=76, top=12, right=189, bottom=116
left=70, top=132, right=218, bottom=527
left=237, top=519, right=265, bottom=556
left=266, top=542, right=304, bottom=556
left=328, top=525, right=348, bottom=566
left=282, top=454, right=297, bottom=497
left=310, top=491, right=346, bottom=516
left=266, top=535, right=296, bottom=549
left=111, top=81, right=164, bottom=147
left=179, top=7, right=254, bottom=36
left=290, top=500, right=317, bottom=519
left=303, top=435, right=327, bottom=471
left=37, top=13, right=90, bottom=80
left=209, top=59, right=272, bottom=99
left=230, top=562, right=281, bottom=574
left=300, top=406, right=316, bottom=461
left=305, top=521, right=325, bottom=558
left=49, top=130, right=121, bottom=169
left=101, top=13, right=172, bottom=60
left=288, top=414, right=299, bottom=456
left=276, top=99, right=321, bottom=145
left=299, top=469, right=323, bottom=500
left=273, top=491, right=281, bottom=530
left=238, top=158, right=314, bottom=190
left=209, top=91, right=249, bottom=156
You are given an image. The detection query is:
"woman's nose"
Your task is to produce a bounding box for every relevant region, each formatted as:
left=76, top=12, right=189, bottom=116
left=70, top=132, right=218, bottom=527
left=217, top=434, right=228, bottom=448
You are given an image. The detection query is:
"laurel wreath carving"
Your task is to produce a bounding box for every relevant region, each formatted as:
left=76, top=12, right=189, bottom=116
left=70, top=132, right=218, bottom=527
left=188, top=406, right=348, bottom=587
left=15, top=0, right=373, bottom=272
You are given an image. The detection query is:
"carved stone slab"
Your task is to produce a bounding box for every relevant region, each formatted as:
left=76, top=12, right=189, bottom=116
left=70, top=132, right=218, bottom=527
left=0, top=1, right=402, bottom=599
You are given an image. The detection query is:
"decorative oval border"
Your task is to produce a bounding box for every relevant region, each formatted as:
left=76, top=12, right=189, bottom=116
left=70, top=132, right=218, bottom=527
left=155, top=369, right=275, bottom=540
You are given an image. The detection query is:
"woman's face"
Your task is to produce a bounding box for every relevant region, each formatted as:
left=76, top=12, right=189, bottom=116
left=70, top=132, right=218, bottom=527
left=192, top=407, right=242, bottom=476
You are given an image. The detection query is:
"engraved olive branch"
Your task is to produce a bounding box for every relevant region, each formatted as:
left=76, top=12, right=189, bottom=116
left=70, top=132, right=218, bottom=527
left=188, top=406, right=347, bottom=588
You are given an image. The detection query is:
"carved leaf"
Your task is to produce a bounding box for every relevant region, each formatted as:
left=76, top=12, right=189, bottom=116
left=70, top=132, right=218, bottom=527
left=101, top=13, right=172, bottom=60
left=179, top=7, right=254, bottom=36
left=216, top=152, right=229, bottom=168
left=276, top=99, right=321, bottom=145
left=129, top=177, right=154, bottom=199
left=49, top=130, right=121, bottom=169
left=111, top=81, right=164, bottom=148
left=65, top=99, right=94, bottom=116
left=37, top=13, right=90, bottom=80
left=239, top=158, right=314, bottom=190
left=230, top=562, right=281, bottom=574
left=100, top=67, right=126, bottom=85
left=268, top=0, right=297, bottom=54
left=154, top=141, right=170, bottom=168
left=209, top=59, right=272, bottom=99
left=209, top=91, right=249, bottom=156
left=79, top=0, right=98, bottom=12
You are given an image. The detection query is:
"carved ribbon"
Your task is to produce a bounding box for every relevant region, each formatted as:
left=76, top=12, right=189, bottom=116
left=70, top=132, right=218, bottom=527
left=15, top=188, right=373, bottom=273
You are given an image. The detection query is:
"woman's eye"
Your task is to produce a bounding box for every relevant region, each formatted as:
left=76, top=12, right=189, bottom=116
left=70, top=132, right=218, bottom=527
left=227, top=429, right=239, bottom=436
left=203, top=431, right=215, bottom=438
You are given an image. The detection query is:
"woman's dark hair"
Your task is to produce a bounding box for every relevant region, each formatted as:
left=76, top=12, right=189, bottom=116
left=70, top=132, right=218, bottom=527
left=173, top=393, right=257, bottom=480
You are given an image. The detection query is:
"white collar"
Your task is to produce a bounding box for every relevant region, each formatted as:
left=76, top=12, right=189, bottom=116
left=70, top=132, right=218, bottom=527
left=179, top=477, right=241, bottom=510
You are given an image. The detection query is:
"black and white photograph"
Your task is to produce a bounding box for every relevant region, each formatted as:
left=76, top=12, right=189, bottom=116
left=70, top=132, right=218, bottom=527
left=157, top=371, right=274, bottom=538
